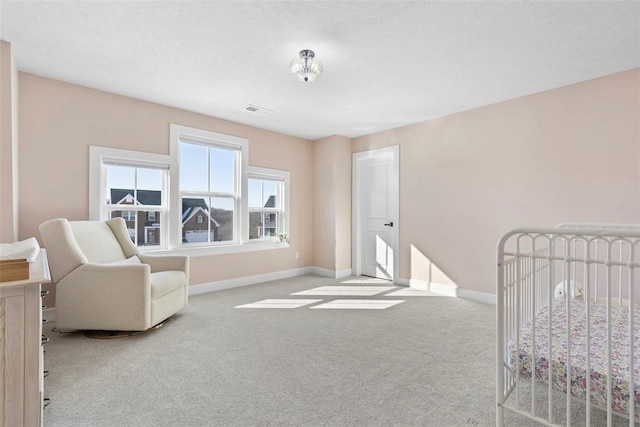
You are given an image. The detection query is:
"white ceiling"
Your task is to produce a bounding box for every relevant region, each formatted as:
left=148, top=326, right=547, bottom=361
left=1, top=1, right=638, bottom=140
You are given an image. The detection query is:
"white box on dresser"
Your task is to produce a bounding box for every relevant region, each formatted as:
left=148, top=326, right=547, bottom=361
left=0, top=251, right=50, bottom=427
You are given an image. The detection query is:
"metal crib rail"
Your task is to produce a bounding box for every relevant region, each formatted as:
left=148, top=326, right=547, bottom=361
left=497, top=225, right=640, bottom=427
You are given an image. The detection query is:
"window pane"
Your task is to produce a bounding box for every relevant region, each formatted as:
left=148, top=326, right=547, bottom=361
left=263, top=181, right=277, bottom=207
left=248, top=179, right=262, bottom=208
left=106, top=165, right=135, bottom=205
left=109, top=210, right=137, bottom=244
left=180, top=142, right=208, bottom=192
left=210, top=147, right=235, bottom=193
left=249, top=212, right=279, bottom=240
left=181, top=196, right=212, bottom=244
left=135, top=169, right=163, bottom=206
left=137, top=169, right=162, bottom=191
left=141, top=210, right=162, bottom=246
left=122, top=210, right=136, bottom=221
left=248, top=178, right=279, bottom=208
left=110, top=210, right=163, bottom=247
left=106, top=165, right=163, bottom=207
left=211, top=197, right=234, bottom=242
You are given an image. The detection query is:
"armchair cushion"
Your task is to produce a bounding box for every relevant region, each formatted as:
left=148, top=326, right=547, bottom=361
left=110, top=256, right=142, bottom=265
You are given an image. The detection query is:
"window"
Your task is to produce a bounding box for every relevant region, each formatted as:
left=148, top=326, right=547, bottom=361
left=91, top=125, right=288, bottom=256
left=121, top=210, right=136, bottom=222
left=248, top=167, right=289, bottom=241
left=105, top=164, right=166, bottom=247
left=90, top=146, right=170, bottom=249
left=171, top=124, right=248, bottom=248
left=248, top=174, right=283, bottom=240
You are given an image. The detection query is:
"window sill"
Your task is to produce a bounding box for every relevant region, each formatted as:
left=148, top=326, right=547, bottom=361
left=140, top=241, right=290, bottom=258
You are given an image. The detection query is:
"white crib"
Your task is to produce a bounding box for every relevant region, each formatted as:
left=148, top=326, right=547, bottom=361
left=496, top=225, right=640, bottom=426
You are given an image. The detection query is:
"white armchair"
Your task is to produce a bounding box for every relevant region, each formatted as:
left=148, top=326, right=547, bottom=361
left=39, top=217, right=189, bottom=331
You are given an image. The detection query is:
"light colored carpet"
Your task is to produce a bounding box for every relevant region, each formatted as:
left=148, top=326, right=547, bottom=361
left=41, top=275, right=630, bottom=426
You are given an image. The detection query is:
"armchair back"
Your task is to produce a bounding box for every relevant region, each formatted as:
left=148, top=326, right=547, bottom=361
left=39, top=218, right=140, bottom=282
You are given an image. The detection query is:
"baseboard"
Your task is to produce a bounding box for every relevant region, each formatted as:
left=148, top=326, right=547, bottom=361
left=409, top=278, right=457, bottom=297
left=189, top=267, right=313, bottom=296
left=308, top=267, right=352, bottom=279
left=394, top=277, right=410, bottom=286
left=457, top=288, right=496, bottom=305
left=404, top=277, right=495, bottom=305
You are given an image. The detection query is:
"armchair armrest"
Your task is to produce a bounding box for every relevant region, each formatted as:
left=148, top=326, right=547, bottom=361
left=138, top=254, right=189, bottom=275
left=55, top=262, right=153, bottom=331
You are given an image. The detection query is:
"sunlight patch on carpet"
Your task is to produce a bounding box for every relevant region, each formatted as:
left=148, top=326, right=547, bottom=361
left=291, top=286, right=396, bottom=296
left=235, top=299, right=322, bottom=309
left=310, top=299, right=405, bottom=309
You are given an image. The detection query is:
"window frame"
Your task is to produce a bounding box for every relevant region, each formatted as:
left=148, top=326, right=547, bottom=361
left=247, top=167, right=290, bottom=242
left=89, top=146, right=170, bottom=251
left=170, top=124, right=248, bottom=249
left=89, top=125, right=289, bottom=257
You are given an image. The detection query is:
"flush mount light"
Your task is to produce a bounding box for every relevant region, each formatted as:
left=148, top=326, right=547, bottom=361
left=289, top=49, right=324, bottom=82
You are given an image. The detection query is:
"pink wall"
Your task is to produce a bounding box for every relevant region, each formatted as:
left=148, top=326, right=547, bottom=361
left=0, top=41, right=19, bottom=242
left=17, top=73, right=314, bottom=286
left=312, top=135, right=352, bottom=273
left=353, top=69, right=640, bottom=295
left=11, top=65, right=640, bottom=300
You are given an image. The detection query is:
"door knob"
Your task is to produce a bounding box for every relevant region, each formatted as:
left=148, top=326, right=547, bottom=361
left=384, top=221, right=394, bottom=227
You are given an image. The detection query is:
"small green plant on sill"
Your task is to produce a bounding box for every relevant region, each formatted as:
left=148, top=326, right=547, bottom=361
left=276, top=233, right=290, bottom=244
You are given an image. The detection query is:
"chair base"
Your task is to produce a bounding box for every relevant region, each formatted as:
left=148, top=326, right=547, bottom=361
left=82, top=317, right=170, bottom=339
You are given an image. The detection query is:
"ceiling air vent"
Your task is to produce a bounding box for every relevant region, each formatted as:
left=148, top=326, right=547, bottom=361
left=243, top=104, right=273, bottom=116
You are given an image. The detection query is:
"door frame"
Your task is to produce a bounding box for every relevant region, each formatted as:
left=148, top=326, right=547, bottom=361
left=352, top=145, right=400, bottom=283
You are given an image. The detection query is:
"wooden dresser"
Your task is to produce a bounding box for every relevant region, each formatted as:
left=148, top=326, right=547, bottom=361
left=0, top=251, right=50, bottom=427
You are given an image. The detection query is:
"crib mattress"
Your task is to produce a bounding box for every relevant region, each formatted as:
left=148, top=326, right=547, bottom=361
left=508, top=300, right=640, bottom=416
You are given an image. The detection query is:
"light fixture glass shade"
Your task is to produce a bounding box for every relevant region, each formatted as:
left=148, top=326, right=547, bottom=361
left=290, top=49, right=324, bottom=82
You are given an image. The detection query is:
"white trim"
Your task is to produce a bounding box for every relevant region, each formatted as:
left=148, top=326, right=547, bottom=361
left=335, top=268, right=352, bottom=279
left=188, top=268, right=496, bottom=304
left=308, top=266, right=337, bottom=278
left=90, top=133, right=289, bottom=257
left=144, top=240, right=289, bottom=257
left=89, top=145, right=170, bottom=250
left=247, top=166, right=290, bottom=240
left=457, top=288, right=496, bottom=305
left=409, top=278, right=457, bottom=297
left=308, top=267, right=353, bottom=279
left=406, top=277, right=496, bottom=305
left=89, top=145, right=171, bottom=221
left=394, top=276, right=410, bottom=286
left=351, top=145, right=400, bottom=283
left=170, top=123, right=249, bottom=249
left=188, top=267, right=313, bottom=296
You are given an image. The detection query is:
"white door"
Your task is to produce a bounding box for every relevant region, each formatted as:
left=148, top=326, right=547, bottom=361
left=353, top=146, right=399, bottom=281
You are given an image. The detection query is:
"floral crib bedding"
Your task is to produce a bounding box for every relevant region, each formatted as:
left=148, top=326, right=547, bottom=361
left=508, top=300, right=640, bottom=417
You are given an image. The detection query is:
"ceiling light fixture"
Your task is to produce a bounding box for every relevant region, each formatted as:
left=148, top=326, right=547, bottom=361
left=289, top=49, right=324, bottom=82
